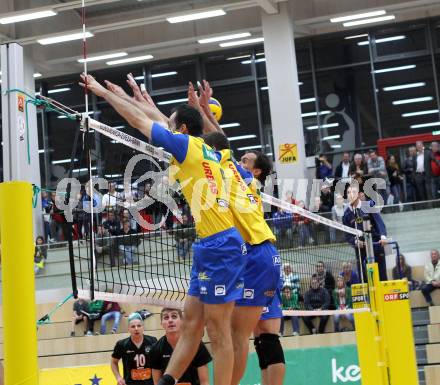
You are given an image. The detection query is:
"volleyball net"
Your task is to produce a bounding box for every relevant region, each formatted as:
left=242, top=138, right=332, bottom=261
left=63, top=114, right=369, bottom=315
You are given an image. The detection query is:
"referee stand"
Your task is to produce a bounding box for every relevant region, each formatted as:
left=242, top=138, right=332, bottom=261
left=353, top=219, right=418, bottom=385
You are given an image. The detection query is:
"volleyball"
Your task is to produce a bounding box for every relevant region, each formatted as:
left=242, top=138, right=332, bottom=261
left=209, top=97, right=223, bottom=121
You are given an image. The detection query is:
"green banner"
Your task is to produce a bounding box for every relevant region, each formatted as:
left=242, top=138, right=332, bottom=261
left=239, top=344, right=360, bottom=385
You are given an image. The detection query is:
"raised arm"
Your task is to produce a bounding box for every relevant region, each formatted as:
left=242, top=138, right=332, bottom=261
left=187, top=82, right=219, bottom=135
left=198, top=80, right=225, bottom=135
left=80, top=73, right=154, bottom=140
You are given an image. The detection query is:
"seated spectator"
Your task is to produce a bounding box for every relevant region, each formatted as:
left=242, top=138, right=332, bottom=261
left=421, top=249, right=440, bottom=306
left=313, top=261, right=336, bottom=308
left=150, top=308, right=211, bottom=385
left=102, top=182, right=118, bottom=209
left=118, top=220, right=140, bottom=264
left=303, top=277, right=330, bottom=334
left=320, top=186, right=334, bottom=212
left=293, top=201, right=314, bottom=247
left=333, top=276, right=354, bottom=332
left=335, top=152, right=351, bottom=181
left=349, top=153, right=368, bottom=190
left=280, top=286, right=300, bottom=336
left=272, top=207, right=294, bottom=243
left=174, top=214, right=196, bottom=260
left=121, top=208, right=138, bottom=231
left=95, top=225, right=114, bottom=266
left=100, top=300, right=123, bottom=334
left=339, top=262, right=360, bottom=288
left=34, top=236, right=47, bottom=274
left=103, top=210, right=121, bottom=236
left=282, top=263, right=300, bottom=292
left=71, top=298, right=89, bottom=337
left=85, top=299, right=104, bottom=336
left=392, top=254, right=416, bottom=290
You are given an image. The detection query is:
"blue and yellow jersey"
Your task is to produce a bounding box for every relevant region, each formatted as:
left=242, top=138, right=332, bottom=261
left=151, top=122, right=233, bottom=238
left=235, top=162, right=265, bottom=215
left=217, top=149, right=275, bottom=245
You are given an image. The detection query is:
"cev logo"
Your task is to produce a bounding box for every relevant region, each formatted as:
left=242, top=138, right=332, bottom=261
left=332, top=358, right=361, bottom=383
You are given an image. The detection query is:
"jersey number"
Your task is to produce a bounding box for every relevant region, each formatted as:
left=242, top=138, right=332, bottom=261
left=134, top=354, right=146, bottom=367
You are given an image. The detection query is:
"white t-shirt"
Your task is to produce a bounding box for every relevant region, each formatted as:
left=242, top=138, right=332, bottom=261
left=102, top=193, right=117, bottom=208
left=342, top=162, right=350, bottom=178
left=416, top=152, right=424, bottom=173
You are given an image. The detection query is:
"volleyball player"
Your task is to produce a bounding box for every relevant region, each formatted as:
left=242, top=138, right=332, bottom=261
left=111, top=313, right=157, bottom=385
left=150, top=308, right=211, bottom=385
left=81, top=73, right=247, bottom=385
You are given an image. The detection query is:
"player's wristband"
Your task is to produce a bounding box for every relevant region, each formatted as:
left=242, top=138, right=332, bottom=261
left=158, top=374, right=177, bottom=385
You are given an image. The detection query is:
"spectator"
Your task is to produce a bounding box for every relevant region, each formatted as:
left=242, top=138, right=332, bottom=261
left=421, top=249, right=440, bottom=306
left=303, top=277, right=330, bottom=334
left=316, top=154, right=333, bottom=180
left=85, top=299, right=104, bottom=336
left=100, top=300, right=123, bottom=334
left=333, top=276, right=354, bottom=332
left=330, top=194, right=347, bottom=243
left=103, top=210, right=121, bottom=236
left=320, top=186, right=334, bottom=212
left=34, top=236, right=47, bottom=274
left=343, top=184, right=388, bottom=282
left=367, top=149, right=389, bottom=203
left=430, top=142, right=440, bottom=199
left=412, top=141, right=433, bottom=201
left=121, top=208, right=138, bottom=231
left=95, top=225, right=114, bottom=266
left=150, top=308, right=211, bottom=385
left=118, top=220, right=139, bottom=264
left=403, top=146, right=417, bottom=202
left=311, top=196, right=327, bottom=213
left=392, top=254, right=416, bottom=290
left=102, top=182, right=119, bottom=209
left=280, top=286, right=300, bottom=336
left=339, top=262, right=360, bottom=288
left=313, top=261, right=336, bottom=308
left=387, top=155, right=403, bottom=205
left=272, top=207, right=294, bottom=243
left=174, top=214, right=196, bottom=260
left=282, top=263, right=300, bottom=292
left=335, top=152, right=351, bottom=180
left=293, top=201, right=314, bottom=247
left=71, top=298, right=89, bottom=337
left=349, top=154, right=368, bottom=190
left=41, top=192, right=51, bottom=241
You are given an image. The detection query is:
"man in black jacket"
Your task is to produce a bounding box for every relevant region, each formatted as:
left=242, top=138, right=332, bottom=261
left=412, top=141, right=433, bottom=201
left=334, top=152, right=351, bottom=180
left=403, top=146, right=416, bottom=202
left=302, top=277, right=330, bottom=334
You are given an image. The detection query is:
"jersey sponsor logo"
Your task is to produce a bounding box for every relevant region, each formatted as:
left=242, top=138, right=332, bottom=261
left=200, top=286, right=208, bottom=295
left=264, top=290, right=275, bottom=297
left=198, top=271, right=211, bottom=281
left=202, top=145, right=219, bottom=162
left=202, top=161, right=218, bottom=194
left=163, top=354, right=171, bottom=358
left=272, top=255, right=281, bottom=265
left=262, top=307, right=269, bottom=314
left=247, top=194, right=257, bottom=204
left=241, top=243, right=247, bottom=255
left=228, top=163, right=247, bottom=191
left=126, top=350, right=135, bottom=353
left=215, top=285, right=226, bottom=296
left=236, top=282, right=244, bottom=289
left=217, top=198, right=229, bottom=208
left=244, top=289, right=254, bottom=299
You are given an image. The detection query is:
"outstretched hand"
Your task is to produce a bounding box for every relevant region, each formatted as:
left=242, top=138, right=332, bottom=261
left=104, top=80, right=128, bottom=99
left=79, top=73, right=107, bottom=98
left=126, top=73, right=144, bottom=102
left=198, top=79, right=212, bottom=109
left=187, top=82, right=201, bottom=111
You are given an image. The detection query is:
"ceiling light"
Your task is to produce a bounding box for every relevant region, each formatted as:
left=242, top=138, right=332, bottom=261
left=198, top=32, right=251, bottom=44
left=52, top=158, right=78, bottom=165
left=35, top=92, right=41, bottom=96
left=227, top=55, right=251, bottom=61
left=260, top=86, right=268, bottom=91
left=301, top=110, right=331, bottom=118
left=241, top=58, right=266, bottom=64
left=374, top=64, right=416, bottom=73
left=38, top=149, right=45, bottom=154
left=358, top=35, right=405, bottom=46
left=331, top=144, right=342, bottom=149
left=322, top=135, right=341, bottom=140
left=433, top=130, right=440, bottom=135
left=392, top=96, right=433, bottom=105
left=152, top=71, right=178, bottom=78
left=343, top=15, right=395, bottom=27
left=157, top=98, right=188, bottom=105
left=33, top=73, right=42, bottom=78
left=220, top=123, right=240, bottom=128
left=410, top=122, right=440, bottom=129
left=48, top=87, right=71, bottom=94
left=307, top=123, right=340, bottom=130
left=220, top=37, right=264, bottom=48
left=105, top=174, right=123, bottom=178
left=106, top=55, right=153, bottom=65
left=72, top=167, right=97, bottom=173
left=237, top=145, right=262, bottom=151
left=0, top=10, right=57, bottom=24
left=330, top=10, right=386, bottom=23
left=228, top=135, right=257, bottom=141
left=344, top=34, right=368, bottom=40
left=300, top=98, right=316, bottom=104
left=402, top=109, right=439, bottom=117
left=78, top=52, right=127, bottom=63
left=383, top=82, right=425, bottom=91
left=298, top=82, right=304, bottom=86
left=38, top=32, right=93, bottom=45
left=167, top=9, right=226, bottom=23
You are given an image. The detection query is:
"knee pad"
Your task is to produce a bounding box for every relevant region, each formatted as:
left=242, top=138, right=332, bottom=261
left=254, top=336, right=266, bottom=370
left=258, top=333, right=285, bottom=368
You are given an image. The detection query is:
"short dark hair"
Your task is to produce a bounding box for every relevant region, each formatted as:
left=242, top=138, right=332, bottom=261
left=252, top=152, right=272, bottom=183
left=204, top=132, right=230, bottom=150
left=160, top=307, right=183, bottom=320
left=173, top=104, right=203, bottom=137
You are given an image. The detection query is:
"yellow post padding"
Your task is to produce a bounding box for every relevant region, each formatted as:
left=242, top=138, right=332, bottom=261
left=0, top=182, right=39, bottom=385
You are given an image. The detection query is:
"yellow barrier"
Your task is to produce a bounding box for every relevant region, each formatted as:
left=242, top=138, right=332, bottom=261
left=0, top=182, right=39, bottom=385
left=40, top=365, right=115, bottom=385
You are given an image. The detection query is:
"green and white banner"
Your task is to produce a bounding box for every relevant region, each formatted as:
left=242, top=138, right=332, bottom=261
left=239, top=344, right=360, bottom=385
